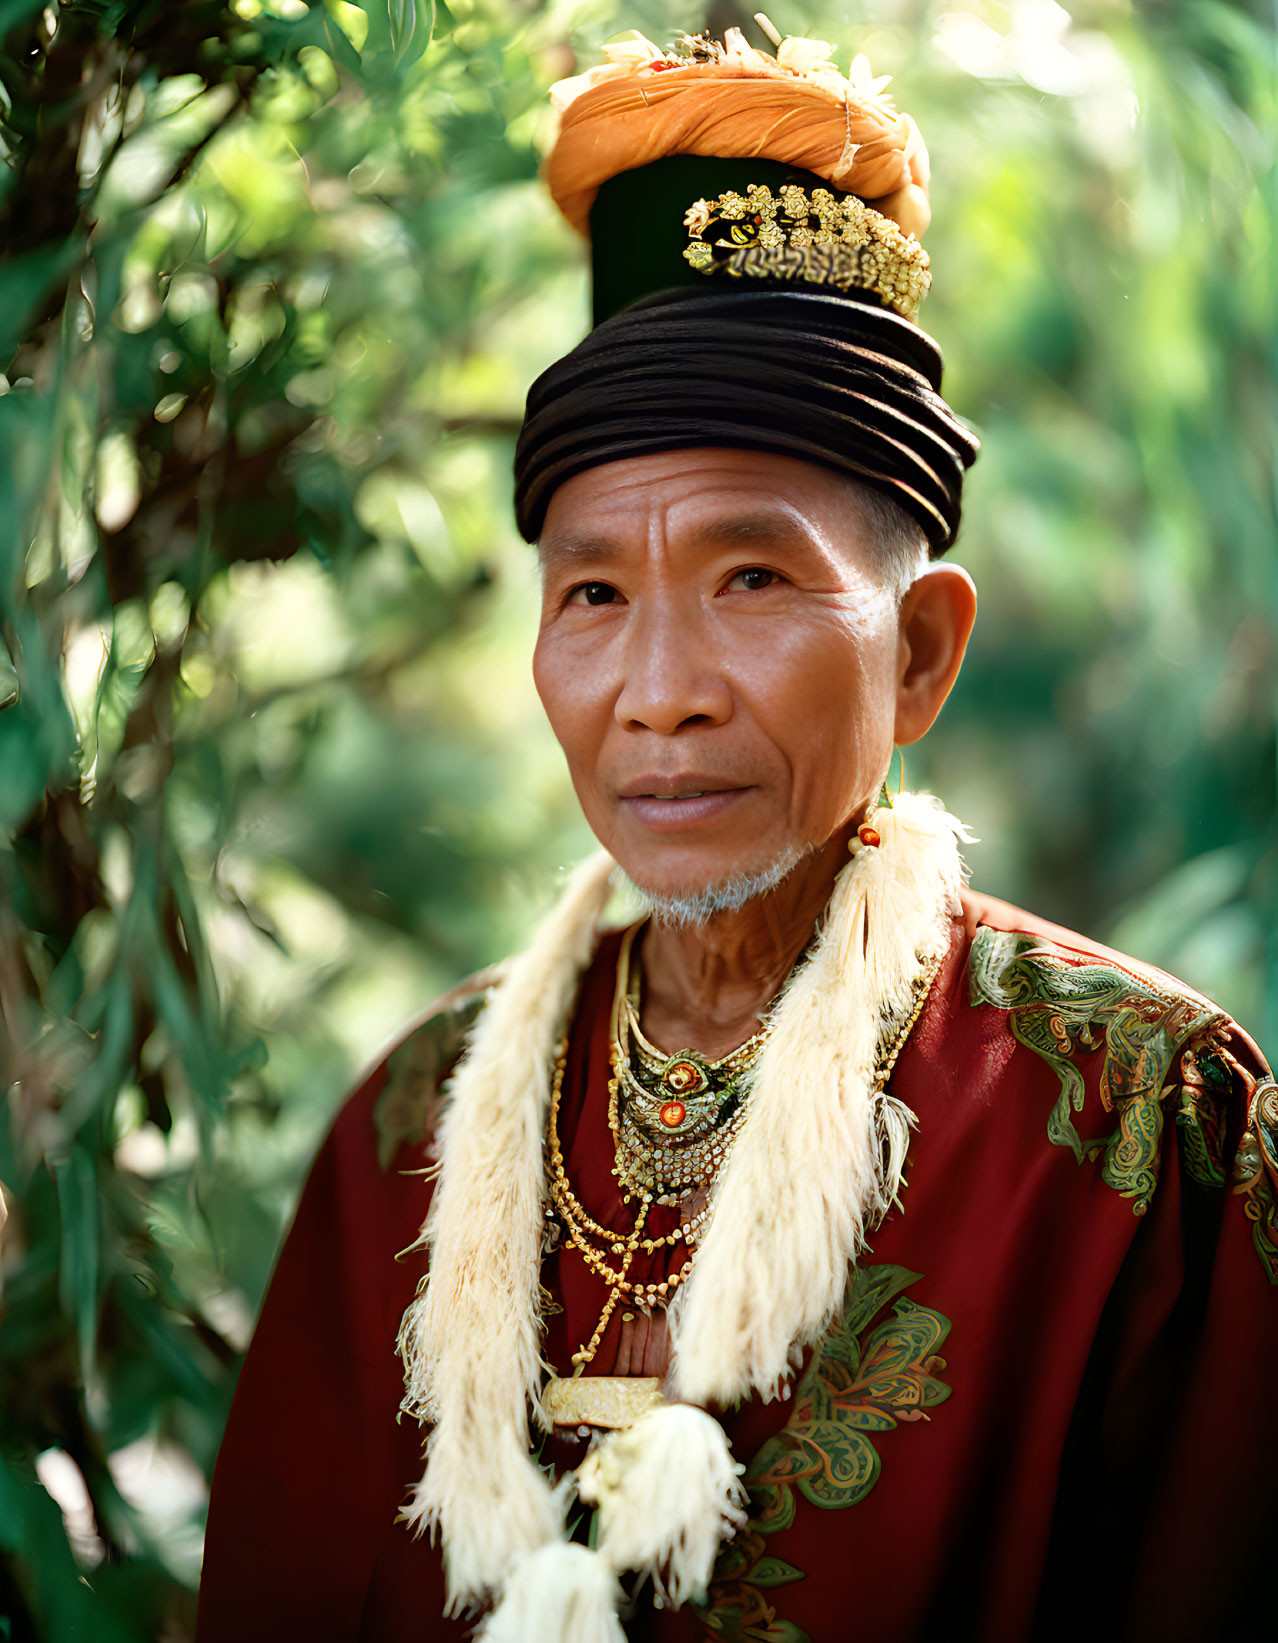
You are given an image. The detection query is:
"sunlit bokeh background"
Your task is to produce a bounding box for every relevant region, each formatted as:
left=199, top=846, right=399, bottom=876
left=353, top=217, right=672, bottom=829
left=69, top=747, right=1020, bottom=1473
left=0, top=0, right=1273, bottom=1635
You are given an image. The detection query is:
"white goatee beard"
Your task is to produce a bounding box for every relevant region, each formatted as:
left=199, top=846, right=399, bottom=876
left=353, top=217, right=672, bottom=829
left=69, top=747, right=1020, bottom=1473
left=626, top=842, right=813, bottom=929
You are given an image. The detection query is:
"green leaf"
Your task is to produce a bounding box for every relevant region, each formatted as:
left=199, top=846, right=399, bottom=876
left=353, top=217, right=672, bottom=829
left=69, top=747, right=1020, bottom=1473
left=61, top=965, right=134, bottom=1133
left=744, top=1436, right=813, bottom=1488
left=710, top=1538, right=753, bottom=1579
left=54, top=1143, right=101, bottom=1384
left=841, top=1406, right=898, bottom=1432
left=795, top=1426, right=879, bottom=1509
left=0, top=1454, right=95, bottom=1638
left=322, top=8, right=363, bottom=71
left=0, top=713, right=47, bottom=830
left=0, top=0, right=44, bottom=40
left=0, top=638, right=18, bottom=709
left=839, top=1264, right=921, bottom=1339
left=750, top=1556, right=805, bottom=1589
left=747, top=1481, right=796, bottom=1535
left=388, top=0, right=433, bottom=69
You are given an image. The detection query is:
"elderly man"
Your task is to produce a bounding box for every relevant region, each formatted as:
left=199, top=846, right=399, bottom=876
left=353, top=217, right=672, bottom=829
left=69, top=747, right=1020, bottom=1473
left=198, top=25, right=1277, bottom=1643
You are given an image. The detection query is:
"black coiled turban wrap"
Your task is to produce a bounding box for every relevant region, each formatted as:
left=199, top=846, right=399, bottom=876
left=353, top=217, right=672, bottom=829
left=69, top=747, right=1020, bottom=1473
left=513, top=287, right=980, bottom=554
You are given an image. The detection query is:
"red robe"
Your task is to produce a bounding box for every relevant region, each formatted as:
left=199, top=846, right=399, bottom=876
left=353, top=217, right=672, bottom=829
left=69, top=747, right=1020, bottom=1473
left=197, top=889, right=1278, bottom=1643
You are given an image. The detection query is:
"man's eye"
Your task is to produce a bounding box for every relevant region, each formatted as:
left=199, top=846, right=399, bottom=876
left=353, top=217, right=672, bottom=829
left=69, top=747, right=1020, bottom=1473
left=728, top=567, right=777, bottom=592
left=568, top=582, right=619, bottom=606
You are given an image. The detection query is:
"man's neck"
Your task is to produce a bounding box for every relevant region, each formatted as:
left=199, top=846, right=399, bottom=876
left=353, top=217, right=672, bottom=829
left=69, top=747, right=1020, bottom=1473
left=637, top=828, right=852, bottom=1059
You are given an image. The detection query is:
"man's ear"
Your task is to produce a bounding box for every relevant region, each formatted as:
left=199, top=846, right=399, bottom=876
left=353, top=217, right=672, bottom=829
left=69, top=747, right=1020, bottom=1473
left=893, top=563, right=977, bottom=746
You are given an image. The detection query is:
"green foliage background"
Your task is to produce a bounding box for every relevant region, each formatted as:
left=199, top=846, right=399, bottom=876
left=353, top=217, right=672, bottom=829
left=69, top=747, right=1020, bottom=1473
left=0, top=0, right=1272, bottom=1635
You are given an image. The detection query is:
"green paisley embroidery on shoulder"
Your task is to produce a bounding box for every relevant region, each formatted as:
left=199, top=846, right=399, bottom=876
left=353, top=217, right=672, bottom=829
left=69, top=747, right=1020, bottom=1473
left=372, top=992, right=485, bottom=1170
left=695, top=1265, right=951, bottom=1643
left=1176, top=1044, right=1231, bottom=1190
left=1231, top=1076, right=1278, bottom=1284
left=967, top=927, right=1224, bottom=1214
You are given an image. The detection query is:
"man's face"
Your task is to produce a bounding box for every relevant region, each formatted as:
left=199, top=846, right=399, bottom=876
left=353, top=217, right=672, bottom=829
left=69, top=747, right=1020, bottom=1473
left=533, top=448, right=907, bottom=903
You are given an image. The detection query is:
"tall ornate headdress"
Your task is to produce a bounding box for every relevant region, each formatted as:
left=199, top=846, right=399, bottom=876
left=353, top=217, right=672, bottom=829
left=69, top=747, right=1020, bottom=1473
left=514, top=20, right=980, bottom=552
left=396, top=24, right=978, bottom=1642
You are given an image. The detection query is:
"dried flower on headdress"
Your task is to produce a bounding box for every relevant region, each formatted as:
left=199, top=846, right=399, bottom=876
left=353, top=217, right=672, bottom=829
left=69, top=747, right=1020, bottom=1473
left=545, top=24, right=931, bottom=239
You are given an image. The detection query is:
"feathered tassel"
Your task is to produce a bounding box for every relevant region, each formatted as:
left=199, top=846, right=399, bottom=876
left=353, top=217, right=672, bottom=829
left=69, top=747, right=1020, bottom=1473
left=396, top=850, right=617, bottom=1609
left=477, top=1543, right=626, bottom=1643
left=579, top=1404, right=747, bottom=1608
left=668, top=791, right=968, bottom=1407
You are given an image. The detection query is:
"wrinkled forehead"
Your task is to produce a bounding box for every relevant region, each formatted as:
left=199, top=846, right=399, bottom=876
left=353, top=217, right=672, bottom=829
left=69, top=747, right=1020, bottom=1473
left=533, top=448, right=906, bottom=598
left=535, top=443, right=837, bottom=525
left=537, top=447, right=857, bottom=551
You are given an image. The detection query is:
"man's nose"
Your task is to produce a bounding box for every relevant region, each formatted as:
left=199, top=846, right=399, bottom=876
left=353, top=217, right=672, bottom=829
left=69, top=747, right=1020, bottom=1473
left=613, top=597, right=733, bottom=735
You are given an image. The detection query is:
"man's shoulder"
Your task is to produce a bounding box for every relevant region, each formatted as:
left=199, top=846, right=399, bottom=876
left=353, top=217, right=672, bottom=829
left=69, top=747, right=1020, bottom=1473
left=962, top=886, right=1223, bottom=1014
left=958, top=887, right=1277, bottom=1280
left=958, top=882, right=1269, bottom=1107
left=352, top=963, right=504, bottom=1172
left=959, top=887, right=1228, bottom=1038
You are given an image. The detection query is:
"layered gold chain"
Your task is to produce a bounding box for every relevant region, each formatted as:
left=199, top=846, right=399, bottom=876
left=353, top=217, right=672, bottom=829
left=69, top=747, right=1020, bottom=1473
left=548, top=1044, right=682, bottom=1366
left=547, top=931, right=945, bottom=1368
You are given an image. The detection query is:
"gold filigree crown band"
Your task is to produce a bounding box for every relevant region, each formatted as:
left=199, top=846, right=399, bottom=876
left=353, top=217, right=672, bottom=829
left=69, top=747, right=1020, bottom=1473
left=682, top=183, right=931, bottom=322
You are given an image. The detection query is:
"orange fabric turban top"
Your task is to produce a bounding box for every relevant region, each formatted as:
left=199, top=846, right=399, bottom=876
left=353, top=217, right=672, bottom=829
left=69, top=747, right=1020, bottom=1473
left=544, top=30, right=932, bottom=241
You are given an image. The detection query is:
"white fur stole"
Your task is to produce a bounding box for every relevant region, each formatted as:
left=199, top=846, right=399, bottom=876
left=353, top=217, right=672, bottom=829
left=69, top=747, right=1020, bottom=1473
left=397, top=792, right=968, bottom=1632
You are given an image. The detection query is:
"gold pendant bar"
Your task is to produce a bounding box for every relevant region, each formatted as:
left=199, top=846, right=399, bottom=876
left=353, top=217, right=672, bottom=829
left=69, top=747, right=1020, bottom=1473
left=541, top=1375, right=664, bottom=1431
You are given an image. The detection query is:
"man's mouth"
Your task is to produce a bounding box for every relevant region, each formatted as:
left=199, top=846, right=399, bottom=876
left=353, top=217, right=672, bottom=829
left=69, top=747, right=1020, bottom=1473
left=619, top=776, right=741, bottom=800
left=616, top=778, right=752, bottom=832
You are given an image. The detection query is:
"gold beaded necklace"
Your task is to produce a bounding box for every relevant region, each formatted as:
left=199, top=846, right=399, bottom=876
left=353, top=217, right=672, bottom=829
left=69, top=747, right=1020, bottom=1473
left=547, top=1044, right=692, bottom=1366
left=545, top=926, right=945, bottom=1370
